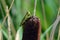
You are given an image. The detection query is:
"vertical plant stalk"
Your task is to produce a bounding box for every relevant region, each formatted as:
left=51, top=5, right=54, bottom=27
left=57, top=24, right=60, bottom=40
left=57, top=6, right=60, bottom=40
left=49, top=18, right=59, bottom=40
left=49, top=8, right=60, bottom=40
left=8, top=15, right=12, bottom=40
left=10, top=20, right=16, bottom=38
left=6, top=6, right=12, bottom=40
left=9, top=0, right=16, bottom=37
left=41, top=0, right=49, bottom=40
left=33, top=0, right=37, bottom=16
left=0, top=24, right=3, bottom=40
left=41, top=0, right=46, bottom=19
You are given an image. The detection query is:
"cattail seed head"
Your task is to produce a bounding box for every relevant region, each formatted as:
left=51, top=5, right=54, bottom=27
left=22, top=16, right=41, bottom=40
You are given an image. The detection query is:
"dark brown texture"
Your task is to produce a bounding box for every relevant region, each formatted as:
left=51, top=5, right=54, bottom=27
left=22, top=16, right=41, bottom=40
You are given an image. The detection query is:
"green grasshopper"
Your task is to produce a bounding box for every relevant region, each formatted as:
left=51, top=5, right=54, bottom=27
left=20, top=11, right=31, bottom=26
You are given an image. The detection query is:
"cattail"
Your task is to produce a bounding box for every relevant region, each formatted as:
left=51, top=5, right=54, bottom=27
left=22, top=16, right=41, bottom=40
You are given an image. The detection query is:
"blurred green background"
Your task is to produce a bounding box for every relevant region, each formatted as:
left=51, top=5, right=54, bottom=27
left=0, top=0, right=60, bottom=40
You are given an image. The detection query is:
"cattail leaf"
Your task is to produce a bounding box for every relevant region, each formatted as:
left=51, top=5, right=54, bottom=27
left=15, top=0, right=22, bottom=27
left=45, top=0, right=57, bottom=26
left=41, top=24, right=53, bottom=40
left=0, top=30, right=3, bottom=40
left=15, top=26, right=23, bottom=40
left=2, top=29, right=8, bottom=39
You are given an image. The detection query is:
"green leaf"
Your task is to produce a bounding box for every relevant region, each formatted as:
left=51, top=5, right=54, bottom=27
left=15, top=26, right=23, bottom=40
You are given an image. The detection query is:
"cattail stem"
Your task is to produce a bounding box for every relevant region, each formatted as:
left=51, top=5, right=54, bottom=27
left=33, top=0, right=37, bottom=16
left=6, top=6, right=12, bottom=40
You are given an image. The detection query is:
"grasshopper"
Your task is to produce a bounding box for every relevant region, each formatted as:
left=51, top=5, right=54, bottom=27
left=20, top=11, right=31, bottom=26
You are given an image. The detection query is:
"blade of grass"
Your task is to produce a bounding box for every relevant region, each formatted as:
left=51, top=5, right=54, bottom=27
left=41, top=24, right=53, bottom=40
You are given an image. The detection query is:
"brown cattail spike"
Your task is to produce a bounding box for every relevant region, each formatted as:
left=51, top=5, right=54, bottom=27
left=22, top=16, right=41, bottom=40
